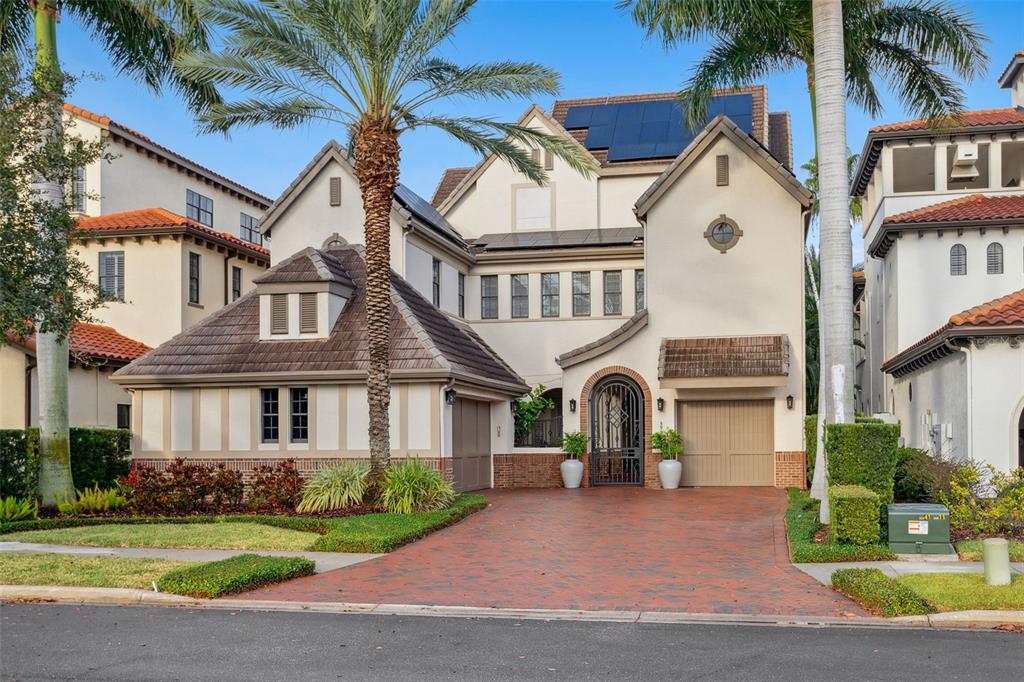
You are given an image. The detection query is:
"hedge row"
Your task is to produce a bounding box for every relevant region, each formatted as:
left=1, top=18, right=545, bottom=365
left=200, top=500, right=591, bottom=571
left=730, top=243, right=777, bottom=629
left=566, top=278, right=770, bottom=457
left=157, top=554, right=315, bottom=598
left=0, top=428, right=131, bottom=499
left=831, top=568, right=931, bottom=617
left=829, top=485, right=881, bottom=545
left=804, top=417, right=900, bottom=505
left=786, top=489, right=895, bottom=563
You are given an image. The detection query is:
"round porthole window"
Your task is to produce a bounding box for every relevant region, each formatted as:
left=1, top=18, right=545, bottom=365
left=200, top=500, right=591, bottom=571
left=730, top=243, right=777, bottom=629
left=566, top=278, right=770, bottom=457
left=704, top=215, right=742, bottom=253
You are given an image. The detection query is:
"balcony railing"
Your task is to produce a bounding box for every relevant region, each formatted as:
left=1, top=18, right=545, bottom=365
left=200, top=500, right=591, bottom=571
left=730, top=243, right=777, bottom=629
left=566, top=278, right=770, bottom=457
left=514, top=415, right=563, bottom=448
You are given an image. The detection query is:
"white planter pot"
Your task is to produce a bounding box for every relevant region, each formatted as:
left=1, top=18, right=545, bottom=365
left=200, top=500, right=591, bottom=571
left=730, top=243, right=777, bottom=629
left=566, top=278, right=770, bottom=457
left=658, top=459, right=682, bottom=489
left=561, top=458, right=584, bottom=489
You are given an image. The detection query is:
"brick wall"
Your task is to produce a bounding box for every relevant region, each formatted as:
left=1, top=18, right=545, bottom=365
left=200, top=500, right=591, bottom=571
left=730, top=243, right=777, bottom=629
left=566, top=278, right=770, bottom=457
left=134, top=455, right=453, bottom=484
left=774, top=451, right=806, bottom=489
left=493, top=452, right=564, bottom=488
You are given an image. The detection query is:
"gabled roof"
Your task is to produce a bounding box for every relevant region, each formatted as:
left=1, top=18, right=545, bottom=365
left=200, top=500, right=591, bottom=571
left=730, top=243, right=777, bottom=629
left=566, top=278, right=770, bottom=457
left=556, top=310, right=649, bottom=368
left=881, top=289, right=1024, bottom=377
left=473, top=227, right=643, bottom=253
left=63, top=103, right=272, bottom=207
left=252, top=247, right=353, bottom=286
left=12, top=322, right=150, bottom=365
left=997, top=51, right=1024, bottom=88
left=77, top=208, right=270, bottom=261
left=431, top=167, right=472, bottom=207
left=113, top=245, right=527, bottom=394
left=852, top=108, right=1024, bottom=196
left=634, top=115, right=812, bottom=218
left=868, top=194, right=1024, bottom=258
left=259, top=140, right=469, bottom=255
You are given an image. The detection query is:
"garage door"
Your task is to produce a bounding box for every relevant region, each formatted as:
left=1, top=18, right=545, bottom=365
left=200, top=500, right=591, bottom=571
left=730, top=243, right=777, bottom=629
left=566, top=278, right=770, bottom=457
left=677, top=400, right=774, bottom=486
left=452, top=398, right=491, bottom=492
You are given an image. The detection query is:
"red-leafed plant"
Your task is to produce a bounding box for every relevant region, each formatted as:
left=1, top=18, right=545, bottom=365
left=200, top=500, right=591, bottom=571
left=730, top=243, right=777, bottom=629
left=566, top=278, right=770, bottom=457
left=249, top=460, right=303, bottom=513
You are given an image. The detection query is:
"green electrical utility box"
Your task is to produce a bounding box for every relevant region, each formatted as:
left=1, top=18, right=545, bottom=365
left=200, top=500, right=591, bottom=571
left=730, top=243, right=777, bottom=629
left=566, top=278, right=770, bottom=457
left=887, top=503, right=955, bottom=555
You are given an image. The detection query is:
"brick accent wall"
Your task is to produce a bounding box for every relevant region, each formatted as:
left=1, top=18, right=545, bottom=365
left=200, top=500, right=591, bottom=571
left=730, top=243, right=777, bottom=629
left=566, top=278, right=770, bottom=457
left=578, top=366, right=657, bottom=489
left=134, top=456, right=453, bottom=484
left=494, top=452, right=564, bottom=488
left=774, top=451, right=806, bottom=489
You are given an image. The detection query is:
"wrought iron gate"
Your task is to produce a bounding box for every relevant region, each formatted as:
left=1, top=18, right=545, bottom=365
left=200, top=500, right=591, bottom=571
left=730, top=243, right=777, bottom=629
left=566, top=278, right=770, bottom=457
left=589, top=375, right=644, bottom=486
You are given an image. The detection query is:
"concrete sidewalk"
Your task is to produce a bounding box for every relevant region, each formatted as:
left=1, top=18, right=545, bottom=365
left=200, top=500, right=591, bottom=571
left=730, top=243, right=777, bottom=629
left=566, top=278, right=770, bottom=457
left=0, top=541, right=381, bottom=573
left=795, top=559, right=1024, bottom=585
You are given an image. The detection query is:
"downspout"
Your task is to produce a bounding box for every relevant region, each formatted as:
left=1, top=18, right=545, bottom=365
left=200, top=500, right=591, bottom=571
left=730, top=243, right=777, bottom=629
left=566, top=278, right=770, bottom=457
left=947, top=341, right=973, bottom=459
left=25, top=356, right=37, bottom=428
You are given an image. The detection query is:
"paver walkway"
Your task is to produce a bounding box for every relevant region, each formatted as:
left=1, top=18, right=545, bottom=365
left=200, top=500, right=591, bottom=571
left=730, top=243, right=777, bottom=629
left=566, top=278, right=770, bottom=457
left=236, top=487, right=867, bottom=616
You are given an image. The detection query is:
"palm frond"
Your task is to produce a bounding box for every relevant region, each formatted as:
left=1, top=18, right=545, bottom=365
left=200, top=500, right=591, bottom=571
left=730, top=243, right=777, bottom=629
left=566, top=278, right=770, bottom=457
left=195, top=97, right=341, bottom=134
left=0, top=0, right=30, bottom=60
left=868, top=38, right=967, bottom=124
left=869, top=0, right=988, bottom=80
left=620, top=0, right=769, bottom=44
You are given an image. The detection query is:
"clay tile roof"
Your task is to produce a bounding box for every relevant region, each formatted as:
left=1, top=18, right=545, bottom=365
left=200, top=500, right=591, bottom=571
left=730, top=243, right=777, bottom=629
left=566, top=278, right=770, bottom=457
left=949, top=289, right=1024, bottom=327
left=658, top=335, right=789, bottom=380
left=13, top=322, right=150, bottom=364
left=883, top=194, right=1024, bottom=225
left=869, top=108, right=1024, bottom=134
left=77, top=208, right=270, bottom=260
left=430, top=167, right=472, bottom=207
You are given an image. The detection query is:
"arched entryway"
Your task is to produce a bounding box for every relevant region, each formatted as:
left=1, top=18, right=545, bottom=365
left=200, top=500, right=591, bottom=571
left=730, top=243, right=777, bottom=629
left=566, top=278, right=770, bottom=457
left=589, top=375, right=644, bottom=486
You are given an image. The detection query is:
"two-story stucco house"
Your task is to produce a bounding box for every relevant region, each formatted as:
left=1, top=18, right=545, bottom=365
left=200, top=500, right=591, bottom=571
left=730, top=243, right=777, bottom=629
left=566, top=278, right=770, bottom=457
left=113, top=86, right=812, bottom=492
left=0, top=106, right=272, bottom=431
left=852, top=52, right=1024, bottom=473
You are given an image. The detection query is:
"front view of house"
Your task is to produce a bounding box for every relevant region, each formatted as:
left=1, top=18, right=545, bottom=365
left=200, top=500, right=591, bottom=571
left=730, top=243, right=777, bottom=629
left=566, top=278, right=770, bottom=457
left=113, top=86, right=810, bottom=491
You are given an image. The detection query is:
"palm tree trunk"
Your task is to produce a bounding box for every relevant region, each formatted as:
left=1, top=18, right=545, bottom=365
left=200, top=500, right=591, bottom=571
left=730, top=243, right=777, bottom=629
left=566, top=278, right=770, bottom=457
left=811, top=0, right=855, bottom=522
left=32, top=0, right=75, bottom=506
left=353, top=120, right=400, bottom=477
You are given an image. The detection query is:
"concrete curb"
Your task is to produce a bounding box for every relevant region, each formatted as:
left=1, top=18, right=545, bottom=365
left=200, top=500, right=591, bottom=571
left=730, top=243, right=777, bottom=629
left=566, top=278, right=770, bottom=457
left=0, top=585, right=201, bottom=606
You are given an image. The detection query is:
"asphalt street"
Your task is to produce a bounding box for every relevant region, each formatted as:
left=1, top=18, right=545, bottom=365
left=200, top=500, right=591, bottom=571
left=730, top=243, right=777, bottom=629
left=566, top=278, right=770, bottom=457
left=1, top=604, right=1021, bottom=681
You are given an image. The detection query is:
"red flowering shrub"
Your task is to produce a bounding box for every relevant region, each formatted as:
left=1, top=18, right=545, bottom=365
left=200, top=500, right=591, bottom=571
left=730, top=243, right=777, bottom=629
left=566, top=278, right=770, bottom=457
left=249, top=460, right=303, bottom=512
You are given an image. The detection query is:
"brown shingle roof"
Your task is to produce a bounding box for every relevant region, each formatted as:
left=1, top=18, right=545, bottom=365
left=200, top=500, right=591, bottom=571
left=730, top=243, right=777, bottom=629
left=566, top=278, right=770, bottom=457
left=114, top=246, right=527, bottom=393
left=556, top=310, right=649, bottom=368
left=430, top=167, right=472, bottom=207
left=658, top=336, right=790, bottom=380
left=883, top=194, right=1024, bottom=225
left=252, top=247, right=352, bottom=286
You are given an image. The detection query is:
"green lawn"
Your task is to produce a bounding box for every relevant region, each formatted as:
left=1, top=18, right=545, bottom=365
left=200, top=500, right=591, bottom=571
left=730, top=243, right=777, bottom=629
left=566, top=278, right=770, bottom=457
left=897, top=573, right=1024, bottom=612
left=5, top=523, right=319, bottom=551
left=956, top=540, right=1024, bottom=562
left=0, top=552, right=190, bottom=589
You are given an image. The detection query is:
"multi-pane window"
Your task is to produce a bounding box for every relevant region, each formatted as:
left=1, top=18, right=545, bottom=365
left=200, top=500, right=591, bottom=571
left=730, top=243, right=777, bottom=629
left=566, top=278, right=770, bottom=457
left=511, top=274, right=529, bottom=319
left=231, top=266, right=242, bottom=301
left=261, top=388, right=279, bottom=443
left=949, top=244, right=967, bottom=276
left=188, top=252, right=201, bottom=304
left=186, top=189, right=213, bottom=226
left=239, top=212, right=262, bottom=245
left=541, top=272, right=560, bottom=318
left=432, top=258, right=441, bottom=306
left=458, top=273, right=465, bottom=317
left=290, top=387, right=309, bottom=443
left=635, top=270, right=645, bottom=311
left=98, top=251, right=125, bottom=301
left=71, top=166, right=87, bottom=213
left=603, top=271, right=622, bottom=315
left=116, top=404, right=131, bottom=430
left=987, top=243, right=1003, bottom=274
left=480, top=275, right=498, bottom=319
left=572, top=271, right=591, bottom=317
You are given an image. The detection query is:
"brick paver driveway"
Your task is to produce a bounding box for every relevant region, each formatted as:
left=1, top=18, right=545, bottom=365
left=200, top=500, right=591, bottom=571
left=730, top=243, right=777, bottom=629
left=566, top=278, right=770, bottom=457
left=238, top=487, right=865, bottom=616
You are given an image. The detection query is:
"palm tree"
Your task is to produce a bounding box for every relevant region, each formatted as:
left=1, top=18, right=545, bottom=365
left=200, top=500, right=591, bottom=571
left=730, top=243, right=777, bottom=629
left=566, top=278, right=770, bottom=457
left=176, top=0, right=594, bottom=476
left=2, top=0, right=214, bottom=505
left=809, top=0, right=851, bottom=523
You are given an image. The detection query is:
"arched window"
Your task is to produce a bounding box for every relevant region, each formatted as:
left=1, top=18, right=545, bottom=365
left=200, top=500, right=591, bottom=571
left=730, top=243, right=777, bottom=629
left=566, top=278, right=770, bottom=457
left=514, top=388, right=563, bottom=448
left=987, top=242, right=1004, bottom=274
left=949, top=244, right=967, bottom=276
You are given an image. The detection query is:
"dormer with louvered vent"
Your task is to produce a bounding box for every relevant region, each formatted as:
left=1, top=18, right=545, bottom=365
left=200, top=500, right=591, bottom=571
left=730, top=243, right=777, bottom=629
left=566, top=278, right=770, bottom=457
left=252, top=246, right=354, bottom=340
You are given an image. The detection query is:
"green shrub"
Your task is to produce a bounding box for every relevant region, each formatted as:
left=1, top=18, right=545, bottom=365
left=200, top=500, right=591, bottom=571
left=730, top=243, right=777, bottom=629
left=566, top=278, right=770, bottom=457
left=651, top=429, right=682, bottom=460
left=56, top=485, right=127, bottom=516
left=377, top=459, right=455, bottom=514
left=297, top=462, right=370, bottom=513
left=829, top=485, right=881, bottom=545
left=940, top=464, right=1024, bottom=536
left=0, top=427, right=129, bottom=499
left=805, top=416, right=892, bottom=485
left=825, top=422, right=900, bottom=505
left=0, top=496, right=38, bottom=522
left=786, top=489, right=896, bottom=563
left=831, top=568, right=931, bottom=617
left=893, top=448, right=959, bottom=503
left=157, top=554, right=315, bottom=598
left=562, top=431, right=587, bottom=459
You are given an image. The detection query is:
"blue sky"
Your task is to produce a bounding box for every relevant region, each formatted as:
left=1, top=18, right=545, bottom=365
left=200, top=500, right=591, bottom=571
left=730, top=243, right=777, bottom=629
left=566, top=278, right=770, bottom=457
left=61, top=0, right=1022, bottom=249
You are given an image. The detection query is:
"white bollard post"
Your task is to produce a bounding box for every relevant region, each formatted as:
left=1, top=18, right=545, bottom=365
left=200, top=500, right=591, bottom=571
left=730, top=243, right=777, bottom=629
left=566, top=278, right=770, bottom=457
left=982, top=538, right=1011, bottom=586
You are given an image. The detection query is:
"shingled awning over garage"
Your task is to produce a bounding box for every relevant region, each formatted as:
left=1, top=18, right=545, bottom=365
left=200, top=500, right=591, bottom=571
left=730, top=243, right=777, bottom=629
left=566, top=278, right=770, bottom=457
left=658, top=335, right=790, bottom=388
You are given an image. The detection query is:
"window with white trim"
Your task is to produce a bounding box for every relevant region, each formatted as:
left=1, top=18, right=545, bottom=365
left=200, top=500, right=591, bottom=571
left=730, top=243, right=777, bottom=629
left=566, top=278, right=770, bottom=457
left=480, top=275, right=498, bottom=319
left=603, top=271, right=622, bottom=315
left=511, top=274, right=529, bottom=319
left=572, top=271, right=590, bottom=317
left=541, top=272, right=559, bottom=318
left=261, top=388, right=279, bottom=443
left=290, top=387, right=308, bottom=443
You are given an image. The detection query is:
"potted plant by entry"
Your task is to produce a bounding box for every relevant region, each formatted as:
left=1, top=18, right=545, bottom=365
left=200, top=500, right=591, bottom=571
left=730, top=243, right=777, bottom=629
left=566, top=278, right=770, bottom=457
left=652, top=429, right=683, bottom=489
left=560, top=431, right=587, bottom=489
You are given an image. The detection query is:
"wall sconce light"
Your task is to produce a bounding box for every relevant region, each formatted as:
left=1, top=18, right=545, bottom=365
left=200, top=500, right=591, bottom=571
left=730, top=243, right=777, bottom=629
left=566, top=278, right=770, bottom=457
left=786, top=395, right=794, bottom=410
left=444, top=388, right=457, bottom=405
left=656, top=397, right=665, bottom=412
left=569, top=398, right=577, bottom=413
left=510, top=400, right=518, bottom=415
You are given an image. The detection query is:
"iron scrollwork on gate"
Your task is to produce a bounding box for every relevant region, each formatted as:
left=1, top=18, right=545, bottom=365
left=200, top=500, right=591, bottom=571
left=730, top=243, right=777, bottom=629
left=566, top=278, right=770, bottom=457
left=589, top=375, right=643, bottom=486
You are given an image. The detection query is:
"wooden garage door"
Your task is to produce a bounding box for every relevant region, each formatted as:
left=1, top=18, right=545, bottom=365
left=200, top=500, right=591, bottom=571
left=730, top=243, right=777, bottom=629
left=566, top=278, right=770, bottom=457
left=452, top=398, right=491, bottom=492
left=677, top=400, right=774, bottom=486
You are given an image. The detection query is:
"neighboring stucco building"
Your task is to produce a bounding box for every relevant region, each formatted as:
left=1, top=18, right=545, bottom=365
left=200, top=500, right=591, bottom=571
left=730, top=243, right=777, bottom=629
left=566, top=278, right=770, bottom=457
left=852, top=52, right=1024, bottom=472
left=115, top=86, right=811, bottom=491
